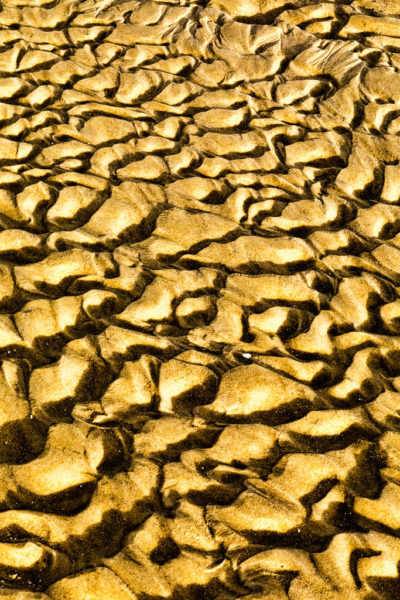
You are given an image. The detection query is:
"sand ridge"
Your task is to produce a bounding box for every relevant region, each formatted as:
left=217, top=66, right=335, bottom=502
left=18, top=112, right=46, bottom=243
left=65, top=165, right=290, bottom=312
left=0, top=0, right=399, bottom=598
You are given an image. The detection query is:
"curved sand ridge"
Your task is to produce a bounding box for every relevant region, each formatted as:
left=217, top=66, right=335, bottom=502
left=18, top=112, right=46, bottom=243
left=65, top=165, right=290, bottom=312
left=0, top=0, right=400, bottom=597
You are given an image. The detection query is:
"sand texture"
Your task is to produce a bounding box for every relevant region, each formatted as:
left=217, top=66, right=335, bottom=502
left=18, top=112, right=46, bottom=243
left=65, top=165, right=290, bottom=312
left=0, top=0, right=400, bottom=598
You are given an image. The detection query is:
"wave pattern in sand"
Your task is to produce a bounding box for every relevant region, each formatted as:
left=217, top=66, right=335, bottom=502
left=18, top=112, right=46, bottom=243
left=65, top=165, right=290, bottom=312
left=1, top=0, right=400, bottom=598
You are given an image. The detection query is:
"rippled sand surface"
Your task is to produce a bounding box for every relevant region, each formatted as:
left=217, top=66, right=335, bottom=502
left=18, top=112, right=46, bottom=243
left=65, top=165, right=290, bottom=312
left=1, top=0, right=400, bottom=597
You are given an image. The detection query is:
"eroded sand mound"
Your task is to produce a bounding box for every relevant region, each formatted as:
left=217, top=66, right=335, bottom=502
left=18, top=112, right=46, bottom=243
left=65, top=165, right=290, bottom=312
left=0, top=0, right=400, bottom=598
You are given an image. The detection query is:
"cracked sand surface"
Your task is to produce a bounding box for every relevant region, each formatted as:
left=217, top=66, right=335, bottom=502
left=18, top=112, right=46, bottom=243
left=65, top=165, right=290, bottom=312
left=1, top=0, right=400, bottom=597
